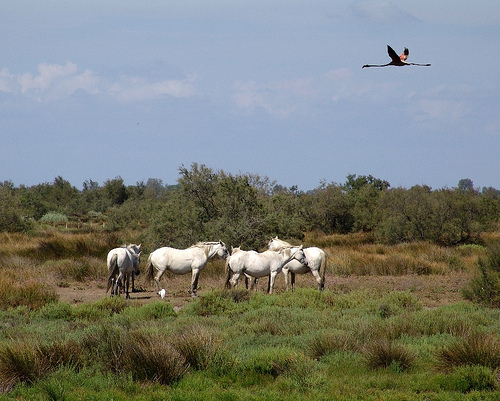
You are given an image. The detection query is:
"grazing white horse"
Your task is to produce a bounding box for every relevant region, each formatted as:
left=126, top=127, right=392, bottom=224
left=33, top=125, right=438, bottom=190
left=225, top=246, right=307, bottom=294
left=145, top=241, right=229, bottom=297
left=268, top=237, right=327, bottom=291
left=106, top=244, right=141, bottom=299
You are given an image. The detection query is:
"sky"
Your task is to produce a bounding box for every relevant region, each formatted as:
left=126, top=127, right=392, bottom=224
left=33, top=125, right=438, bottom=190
left=1, top=1, right=499, bottom=192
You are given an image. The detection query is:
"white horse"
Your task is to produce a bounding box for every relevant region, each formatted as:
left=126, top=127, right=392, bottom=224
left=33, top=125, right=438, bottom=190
left=145, top=241, right=229, bottom=297
left=225, top=246, right=307, bottom=294
left=268, top=237, right=327, bottom=291
left=106, top=244, right=141, bottom=299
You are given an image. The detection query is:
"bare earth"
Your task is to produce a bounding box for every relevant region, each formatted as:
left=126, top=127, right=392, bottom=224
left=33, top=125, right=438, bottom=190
left=54, top=271, right=472, bottom=310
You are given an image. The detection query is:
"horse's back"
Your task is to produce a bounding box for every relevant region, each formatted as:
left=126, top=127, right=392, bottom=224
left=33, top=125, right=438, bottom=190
left=108, top=247, right=137, bottom=272
left=150, top=246, right=203, bottom=274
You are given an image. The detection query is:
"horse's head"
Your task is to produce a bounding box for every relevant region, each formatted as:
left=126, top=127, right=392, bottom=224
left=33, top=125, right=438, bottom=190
left=267, top=236, right=279, bottom=250
left=292, top=245, right=307, bottom=265
left=126, top=243, right=141, bottom=255
left=132, top=251, right=141, bottom=275
left=218, top=240, right=229, bottom=260
left=268, top=236, right=292, bottom=251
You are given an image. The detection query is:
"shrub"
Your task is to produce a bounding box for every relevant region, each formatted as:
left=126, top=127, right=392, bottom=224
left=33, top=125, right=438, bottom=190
left=364, top=340, right=415, bottom=372
left=124, top=301, right=177, bottom=320
left=40, top=212, right=68, bottom=225
left=437, top=365, right=497, bottom=393
left=435, top=332, right=500, bottom=372
left=463, top=244, right=500, bottom=307
left=186, top=290, right=238, bottom=316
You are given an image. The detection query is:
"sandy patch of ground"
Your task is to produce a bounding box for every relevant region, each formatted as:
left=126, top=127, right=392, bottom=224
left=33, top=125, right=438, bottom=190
left=54, top=271, right=472, bottom=309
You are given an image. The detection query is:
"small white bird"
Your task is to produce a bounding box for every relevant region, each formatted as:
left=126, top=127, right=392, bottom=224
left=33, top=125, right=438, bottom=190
left=158, top=288, right=166, bottom=299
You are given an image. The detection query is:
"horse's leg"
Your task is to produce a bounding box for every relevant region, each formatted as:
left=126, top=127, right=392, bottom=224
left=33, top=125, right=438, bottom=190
left=115, top=274, right=122, bottom=296
left=245, top=275, right=258, bottom=291
left=229, top=272, right=241, bottom=288
left=268, top=271, right=278, bottom=294
left=311, top=269, right=323, bottom=291
left=131, top=272, right=136, bottom=292
left=111, top=277, right=116, bottom=296
left=154, top=270, right=166, bottom=291
left=190, top=269, right=200, bottom=297
left=251, top=277, right=258, bottom=291
left=125, top=273, right=131, bottom=299
left=283, top=268, right=290, bottom=291
left=290, top=272, right=296, bottom=292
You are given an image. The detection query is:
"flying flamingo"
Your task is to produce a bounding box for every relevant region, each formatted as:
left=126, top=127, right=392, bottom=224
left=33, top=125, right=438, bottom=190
left=362, top=45, right=431, bottom=68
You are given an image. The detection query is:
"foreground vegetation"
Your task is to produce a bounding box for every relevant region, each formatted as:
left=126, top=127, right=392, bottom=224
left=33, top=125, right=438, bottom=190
left=1, top=227, right=500, bottom=399
left=2, top=288, right=500, bottom=400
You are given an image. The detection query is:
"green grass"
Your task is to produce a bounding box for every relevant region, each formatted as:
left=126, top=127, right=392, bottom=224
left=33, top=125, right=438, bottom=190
left=1, top=289, right=500, bottom=400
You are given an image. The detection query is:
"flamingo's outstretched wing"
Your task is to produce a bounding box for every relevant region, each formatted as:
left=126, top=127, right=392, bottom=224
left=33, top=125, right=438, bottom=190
left=387, top=45, right=401, bottom=63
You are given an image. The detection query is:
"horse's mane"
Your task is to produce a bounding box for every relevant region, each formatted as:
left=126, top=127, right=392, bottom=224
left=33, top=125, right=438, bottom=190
left=190, top=241, right=220, bottom=248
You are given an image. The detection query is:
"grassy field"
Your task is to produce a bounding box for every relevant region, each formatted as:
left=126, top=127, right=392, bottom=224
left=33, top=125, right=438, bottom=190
left=1, top=229, right=500, bottom=400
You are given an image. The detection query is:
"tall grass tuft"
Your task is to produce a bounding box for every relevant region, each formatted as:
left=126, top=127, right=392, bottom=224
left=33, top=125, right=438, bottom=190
left=125, top=334, right=189, bottom=385
left=435, top=332, right=500, bottom=372
left=364, top=340, right=415, bottom=372
left=170, top=324, right=233, bottom=374
left=307, top=329, right=360, bottom=359
left=0, top=339, right=82, bottom=392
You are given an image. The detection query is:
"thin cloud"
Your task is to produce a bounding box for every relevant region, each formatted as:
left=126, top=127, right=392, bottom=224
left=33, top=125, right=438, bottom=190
left=349, top=0, right=420, bottom=24
left=232, top=78, right=315, bottom=118
left=109, top=74, right=197, bottom=102
left=0, top=62, right=196, bottom=103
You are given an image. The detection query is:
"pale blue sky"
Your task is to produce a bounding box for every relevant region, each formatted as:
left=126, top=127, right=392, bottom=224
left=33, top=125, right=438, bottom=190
left=1, top=1, right=499, bottom=191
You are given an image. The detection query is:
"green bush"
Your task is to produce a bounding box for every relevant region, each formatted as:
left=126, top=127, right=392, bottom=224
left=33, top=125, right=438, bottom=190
left=437, top=365, right=497, bottom=393
left=463, top=244, right=500, bottom=307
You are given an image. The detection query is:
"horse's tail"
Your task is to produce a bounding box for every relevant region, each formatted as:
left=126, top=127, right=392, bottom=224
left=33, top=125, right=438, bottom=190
left=145, top=253, right=155, bottom=284
left=320, top=250, right=327, bottom=291
left=106, top=253, right=118, bottom=293
left=224, top=255, right=232, bottom=289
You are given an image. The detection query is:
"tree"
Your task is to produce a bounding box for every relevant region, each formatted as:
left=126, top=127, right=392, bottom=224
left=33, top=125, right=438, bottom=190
left=458, top=178, right=474, bottom=192
left=0, top=185, right=33, bottom=232
left=104, top=177, right=128, bottom=206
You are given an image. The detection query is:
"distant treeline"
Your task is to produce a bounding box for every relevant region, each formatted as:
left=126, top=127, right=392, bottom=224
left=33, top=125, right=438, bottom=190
left=1, top=163, right=499, bottom=249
